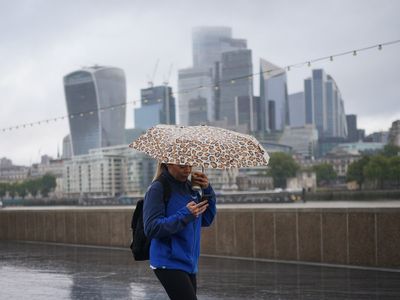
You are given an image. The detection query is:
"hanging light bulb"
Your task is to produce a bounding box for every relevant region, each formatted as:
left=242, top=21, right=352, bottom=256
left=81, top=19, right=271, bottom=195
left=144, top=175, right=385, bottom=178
left=353, top=50, right=357, bottom=56
left=378, top=44, right=382, bottom=50
left=330, top=56, right=333, bottom=61
left=307, top=61, right=311, bottom=67
left=230, top=79, right=235, bottom=84
left=214, top=86, right=219, bottom=90
left=287, top=66, right=291, bottom=71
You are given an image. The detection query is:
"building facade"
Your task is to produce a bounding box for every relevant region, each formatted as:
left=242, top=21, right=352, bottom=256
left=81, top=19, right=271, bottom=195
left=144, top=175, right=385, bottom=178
left=219, top=49, right=253, bottom=128
left=64, top=66, right=126, bottom=156
left=63, top=145, right=156, bottom=198
left=134, top=85, right=175, bottom=129
left=304, top=69, right=347, bottom=139
left=177, top=67, right=214, bottom=125
left=388, top=120, right=400, bottom=146
left=192, top=26, right=247, bottom=68
left=279, top=125, right=319, bottom=159
left=260, top=59, right=289, bottom=132
left=288, top=92, right=305, bottom=127
left=178, top=26, right=251, bottom=129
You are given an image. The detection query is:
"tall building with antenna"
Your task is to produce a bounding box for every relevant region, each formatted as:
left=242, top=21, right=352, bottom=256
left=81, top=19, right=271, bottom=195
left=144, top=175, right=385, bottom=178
left=63, top=66, right=126, bottom=156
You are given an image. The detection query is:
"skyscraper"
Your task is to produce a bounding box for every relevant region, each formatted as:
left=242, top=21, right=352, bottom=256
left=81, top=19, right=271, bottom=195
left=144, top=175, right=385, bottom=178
left=178, top=26, right=249, bottom=127
left=64, top=66, right=126, bottom=156
left=134, top=85, right=176, bottom=129
left=304, top=69, right=347, bottom=138
left=346, top=114, right=358, bottom=142
left=259, top=59, right=289, bottom=132
left=219, top=49, right=253, bottom=129
left=192, top=26, right=247, bottom=68
left=177, top=67, right=214, bottom=125
left=288, top=92, right=306, bottom=127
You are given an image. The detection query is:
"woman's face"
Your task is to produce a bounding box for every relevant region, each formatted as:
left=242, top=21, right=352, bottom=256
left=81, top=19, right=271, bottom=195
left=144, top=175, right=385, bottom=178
left=167, top=164, right=192, bottom=182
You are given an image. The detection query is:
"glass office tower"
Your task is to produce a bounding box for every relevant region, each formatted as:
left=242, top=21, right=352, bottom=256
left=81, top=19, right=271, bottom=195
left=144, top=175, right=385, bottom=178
left=219, top=49, right=253, bottom=128
left=177, top=67, right=214, bottom=125
left=64, top=66, right=126, bottom=156
left=259, top=59, right=289, bottom=132
left=177, top=26, right=248, bottom=126
left=304, top=69, right=347, bottom=138
left=288, top=92, right=305, bottom=127
left=134, top=85, right=176, bottom=129
left=192, top=26, right=247, bottom=68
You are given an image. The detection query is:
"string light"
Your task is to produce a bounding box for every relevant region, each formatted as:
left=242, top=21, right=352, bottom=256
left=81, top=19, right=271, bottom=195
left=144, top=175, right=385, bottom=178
left=1, top=38, right=400, bottom=133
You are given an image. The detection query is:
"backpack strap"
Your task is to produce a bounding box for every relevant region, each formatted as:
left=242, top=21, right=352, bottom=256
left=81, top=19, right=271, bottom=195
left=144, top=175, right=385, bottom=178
left=131, top=199, right=144, bottom=230
left=155, top=174, right=171, bottom=203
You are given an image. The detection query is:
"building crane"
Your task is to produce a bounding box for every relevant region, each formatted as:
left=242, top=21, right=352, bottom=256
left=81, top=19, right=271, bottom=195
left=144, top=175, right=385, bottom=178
left=163, top=63, right=174, bottom=86
left=147, top=59, right=160, bottom=87
left=163, top=63, right=174, bottom=124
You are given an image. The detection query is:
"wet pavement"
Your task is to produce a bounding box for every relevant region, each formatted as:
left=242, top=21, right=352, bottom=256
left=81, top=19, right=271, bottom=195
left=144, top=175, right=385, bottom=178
left=0, top=241, right=399, bottom=299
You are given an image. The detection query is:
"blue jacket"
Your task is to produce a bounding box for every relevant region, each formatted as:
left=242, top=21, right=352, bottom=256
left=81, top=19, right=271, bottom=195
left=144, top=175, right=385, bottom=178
left=143, top=169, right=217, bottom=274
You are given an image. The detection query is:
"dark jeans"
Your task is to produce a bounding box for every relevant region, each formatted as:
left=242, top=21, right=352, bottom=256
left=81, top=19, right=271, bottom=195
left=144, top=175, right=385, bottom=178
left=154, top=269, right=197, bottom=300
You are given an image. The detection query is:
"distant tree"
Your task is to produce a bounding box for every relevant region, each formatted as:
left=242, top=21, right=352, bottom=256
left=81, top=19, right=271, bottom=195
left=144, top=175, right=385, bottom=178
left=267, top=152, right=299, bottom=188
left=387, top=156, right=400, bottom=188
left=40, top=173, right=56, bottom=197
left=346, top=156, right=370, bottom=190
left=312, top=163, right=337, bottom=186
left=8, top=183, right=17, bottom=199
left=363, top=155, right=389, bottom=189
left=381, top=144, right=400, bottom=157
left=0, top=183, right=7, bottom=200
left=16, top=182, right=27, bottom=199
left=26, top=179, right=40, bottom=198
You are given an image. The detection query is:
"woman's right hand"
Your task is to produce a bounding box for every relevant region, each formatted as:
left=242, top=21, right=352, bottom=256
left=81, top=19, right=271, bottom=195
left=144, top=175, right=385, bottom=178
left=186, top=200, right=208, bottom=218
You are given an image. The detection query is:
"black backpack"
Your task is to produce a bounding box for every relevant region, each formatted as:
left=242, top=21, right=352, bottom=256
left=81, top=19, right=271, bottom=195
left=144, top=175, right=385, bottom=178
left=130, top=175, right=171, bottom=261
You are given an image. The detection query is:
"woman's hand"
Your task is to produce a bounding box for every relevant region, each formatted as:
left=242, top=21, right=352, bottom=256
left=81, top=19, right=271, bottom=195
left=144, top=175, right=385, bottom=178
left=186, top=200, right=208, bottom=218
left=191, top=172, right=209, bottom=189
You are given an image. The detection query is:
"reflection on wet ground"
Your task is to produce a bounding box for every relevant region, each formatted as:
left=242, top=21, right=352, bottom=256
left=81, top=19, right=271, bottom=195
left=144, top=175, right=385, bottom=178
left=0, top=241, right=399, bottom=299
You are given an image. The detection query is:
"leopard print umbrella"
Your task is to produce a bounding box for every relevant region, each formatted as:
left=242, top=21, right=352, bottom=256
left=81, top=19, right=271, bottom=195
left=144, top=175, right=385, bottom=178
left=129, top=124, right=269, bottom=169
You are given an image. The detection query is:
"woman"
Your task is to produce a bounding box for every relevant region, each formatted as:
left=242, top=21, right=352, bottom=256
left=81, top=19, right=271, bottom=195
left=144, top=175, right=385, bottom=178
left=143, top=162, right=217, bottom=300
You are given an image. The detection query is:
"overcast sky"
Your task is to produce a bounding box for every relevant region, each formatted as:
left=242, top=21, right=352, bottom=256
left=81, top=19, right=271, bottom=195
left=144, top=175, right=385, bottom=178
left=1, top=0, right=399, bottom=166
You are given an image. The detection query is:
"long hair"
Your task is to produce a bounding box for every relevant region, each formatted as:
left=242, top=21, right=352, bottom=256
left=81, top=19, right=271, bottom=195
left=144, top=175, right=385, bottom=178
left=153, top=162, right=166, bottom=182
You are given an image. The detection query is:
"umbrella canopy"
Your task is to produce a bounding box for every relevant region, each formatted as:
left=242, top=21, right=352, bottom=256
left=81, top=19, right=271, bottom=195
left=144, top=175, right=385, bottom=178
left=129, top=125, right=269, bottom=169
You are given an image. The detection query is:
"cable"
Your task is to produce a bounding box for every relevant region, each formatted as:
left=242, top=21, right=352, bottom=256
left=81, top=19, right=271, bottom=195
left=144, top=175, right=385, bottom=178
left=1, top=39, right=399, bottom=133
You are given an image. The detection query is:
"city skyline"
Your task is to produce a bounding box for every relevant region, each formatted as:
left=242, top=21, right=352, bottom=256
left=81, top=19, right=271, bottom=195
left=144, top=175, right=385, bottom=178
left=1, top=0, right=399, bottom=165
